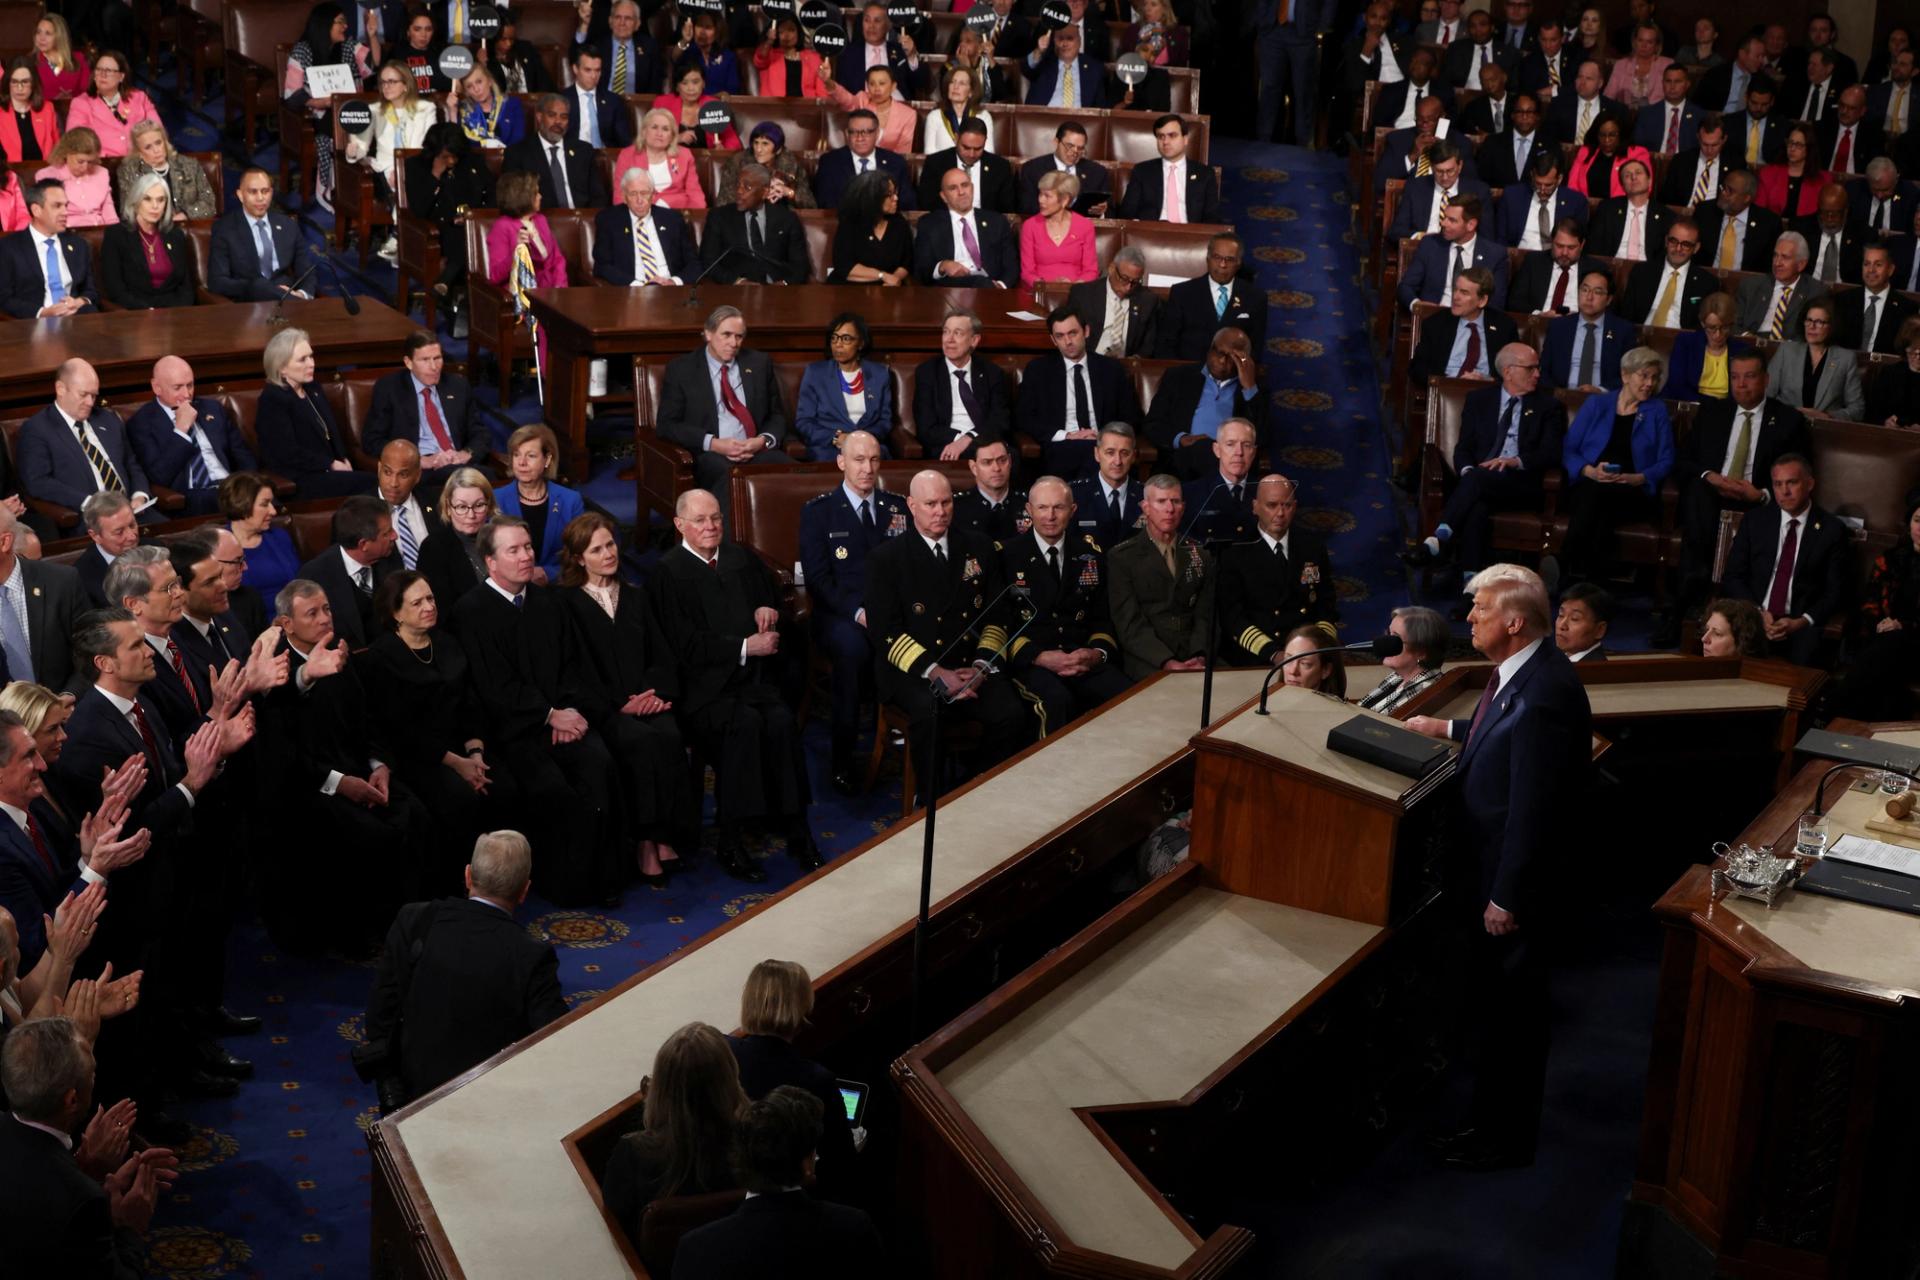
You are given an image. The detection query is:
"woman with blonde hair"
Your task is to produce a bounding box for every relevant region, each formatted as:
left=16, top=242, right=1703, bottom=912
left=36, top=126, right=115, bottom=226
left=493, top=423, right=582, bottom=583
left=345, top=59, right=438, bottom=261
left=447, top=61, right=523, bottom=148
left=614, top=108, right=707, bottom=209
left=726, top=960, right=859, bottom=1194
left=1020, top=169, right=1098, bottom=286
left=255, top=328, right=375, bottom=497
left=416, top=466, right=494, bottom=607
left=115, top=119, right=217, bottom=221
left=31, top=15, right=87, bottom=103
left=602, top=1023, right=747, bottom=1240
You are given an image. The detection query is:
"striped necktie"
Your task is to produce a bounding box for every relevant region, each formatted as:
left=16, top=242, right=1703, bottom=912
left=75, top=425, right=123, bottom=492
left=394, top=504, right=418, bottom=569
left=1769, top=283, right=1793, bottom=339
left=634, top=217, right=665, bottom=282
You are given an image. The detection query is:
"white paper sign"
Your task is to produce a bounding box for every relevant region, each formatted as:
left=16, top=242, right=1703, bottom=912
left=304, top=63, right=357, bottom=97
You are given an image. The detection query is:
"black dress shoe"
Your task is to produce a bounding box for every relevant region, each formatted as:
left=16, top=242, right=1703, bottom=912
left=137, top=1110, right=196, bottom=1147
left=197, top=1044, right=254, bottom=1080
left=199, top=1006, right=262, bottom=1036
left=789, top=831, right=826, bottom=873
left=1399, top=541, right=1437, bottom=567
left=717, top=843, right=767, bottom=884
left=170, top=1070, right=241, bottom=1100
left=1439, top=1137, right=1535, bottom=1171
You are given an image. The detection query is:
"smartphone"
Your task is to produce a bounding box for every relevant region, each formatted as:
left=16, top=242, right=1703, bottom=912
left=1601, top=463, right=1622, bottom=474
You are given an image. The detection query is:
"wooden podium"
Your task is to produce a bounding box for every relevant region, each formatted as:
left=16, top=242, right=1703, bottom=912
left=1186, top=685, right=1456, bottom=925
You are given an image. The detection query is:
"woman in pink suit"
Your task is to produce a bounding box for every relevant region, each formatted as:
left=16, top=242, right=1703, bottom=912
left=0, top=58, right=60, bottom=164
left=1020, top=170, right=1098, bottom=288
left=613, top=109, right=708, bottom=209
left=822, top=63, right=916, bottom=156
left=37, top=127, right=115, bottom=226
left=1754, top=122, right=1832, bottom=219
left=751, top=16, right=829, bottom=98
left=1566, top=115, right=1652, bottom=200
left=652, top=64, right=742, bottom=151
left=485, top=172, right=569, bottom=385
left=62, top=50, right=156, bottom=156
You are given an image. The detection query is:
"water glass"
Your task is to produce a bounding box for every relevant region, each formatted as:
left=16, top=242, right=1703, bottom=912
left=1797, top=812, right=1831, bottom=857
left=1880, top=770, right=1910, bottom=796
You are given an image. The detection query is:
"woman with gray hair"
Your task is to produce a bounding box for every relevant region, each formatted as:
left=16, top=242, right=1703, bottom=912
left=1558, top=344, right=1674, bottom=583
left=1357, top=606, right=1451, bottom=713
left=114, top=118, right=216, bottom=220
left=98, top=169, right=194, bottom=309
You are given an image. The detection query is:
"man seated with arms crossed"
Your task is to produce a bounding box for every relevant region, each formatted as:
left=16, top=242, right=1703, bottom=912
left=655, top=305, right=796, bottom=516
left=912, top=310, right=1012, bottom=461
left=1069, top=248, right=1160, bottom=359
left=1147, top=326, right=1266, bottom=482
left=912, top=161, right=1019, bottom=288
left=0, top=180, right=99, bottom=318
left=17, top=359, right=158, bottom=534
left=1555, top=582, right=1613, bottom=661
left=1719, top=453, right=1850, bottom=666
left=361, top=830, right=566, bottom=1111
left=125, top=357, right=256, bottom=516
left=699, top=164, right=810, bottom=286
left=360, top=333, right=485, bottom=487
left=1220, top=474, right=1338, bottom=664
left=952, top=438, right=1028, bottom=544
left=1409, top=268, right=1518, bottom=387
left=1000, top=476, right=1131, bottom=734
left=1107, top=474, right=1215, bottom=680
left=207, top=168, right=319, bottom=302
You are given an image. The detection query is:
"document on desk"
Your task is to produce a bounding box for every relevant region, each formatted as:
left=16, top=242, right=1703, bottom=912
left=1827, top=834, right=1920, bottom=879
left=1006, top=310, right=1047, bottom=322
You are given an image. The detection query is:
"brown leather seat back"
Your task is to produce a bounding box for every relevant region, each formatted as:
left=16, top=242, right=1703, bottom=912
left=1135, top=358, right=1179, bottom=415
left=799, top=210, right=833, bottom=284
left=1427, top=377, right=1473, bottom=464
left=288, top=508, right=335, bottom=561
left=683, top=207, right=707, bottom=248
left=724, top=98, right=828, bottom=154
left=181, top=152, right=227, bottom=214
left=633, top=360, right=665, bottom=428
left=1813, top=418, right=1919, bottom=534
left=0, top=0, right=43, bottom=45
left=1123, top=223, right=1217, bottom=281
left=1108, top=110, right=1207, bottom=164
left=772, top=360, right=809, bottom=426
left=1012, top=109, right=1109, bottom=161
left=224, top=386, right=267, bottom=450
left=890, top=357, right=919, bottom=448
left=636, top=1189, right=747, bottom=1280
left=226, top=0, right=307, bottom=70
left=733, top=466, right=841, bottom=567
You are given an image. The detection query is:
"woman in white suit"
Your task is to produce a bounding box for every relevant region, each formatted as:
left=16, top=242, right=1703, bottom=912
left=1767, top=299, right=1866, bottom=421
left=345, top=59, right=439, bottom=261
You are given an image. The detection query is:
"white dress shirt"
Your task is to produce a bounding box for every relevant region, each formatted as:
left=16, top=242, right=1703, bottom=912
left=628, top=209, right=682, bottom=285
left=1861, top=287, right=1891, bottom=349
left=94, top=686, right=195, bottom=807
left=945, top=358, right=979, bottom=436
left=389, top=493, right=429, bottom=552
left=1425, top=184, right=1456, bottom=234
left=1770, top=507, right=1815, bottom=624
left=1050, top=356, right=1092, bottom=440
left=1518, top=194, right=1554, bottom=251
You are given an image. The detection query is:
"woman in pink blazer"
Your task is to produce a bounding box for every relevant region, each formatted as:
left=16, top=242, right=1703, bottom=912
left=1754, top=123, right=1831, bottom=219
left=1566, top=116, right=1652, bottom=200
left=62, top=49, right=156, bottom=156
left=651, top=64, right=742, bottom=151
left=486, top=172, right=569, bottom=381
left=823, top=63, right=916, bottom=156
left=31, top=16, right=87, bottom=103
left=1020, top=170, right=1099, bottom=288
left=613, top=109, right=708, bottom=209
left=0, top=58, right=59, bottom=164
left=752, top=17, right=829, bottom=98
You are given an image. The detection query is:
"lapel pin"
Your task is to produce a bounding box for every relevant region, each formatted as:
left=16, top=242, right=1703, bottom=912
left=31, top=587, right=40, bottom=597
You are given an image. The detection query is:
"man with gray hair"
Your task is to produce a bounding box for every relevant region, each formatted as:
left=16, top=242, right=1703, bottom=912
left=501, top=92, right=605, bottom=210
left=1106, top=474, right=1215, bottom=680
left=1407, top=563, right=1589, bottom=1172
left=1733, top=232, right=1829, bottom=337
left=0, top=1016, right=179, bottom=1273
left=699, top=162, right=810, bottom=285
left=656, top=306, right=796, bottom=514
left=361, top=831, right=566, bottom=1110
left=77, top=491, right=142, bottom=609
left=1067, top=247, right=1161, bottom=358
left=592, top=167, right=695, bottom=287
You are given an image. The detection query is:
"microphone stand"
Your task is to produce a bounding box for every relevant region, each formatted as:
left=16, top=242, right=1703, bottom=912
left=683, top=245, right=752, bottom=310
left=1198, top=535, right=1257, bottom=729
left=907, top=582, right=1036, bottom=1040
left=268, top=259, right=321, bottom=328
left=1255, top=637, right=1404, bottom=714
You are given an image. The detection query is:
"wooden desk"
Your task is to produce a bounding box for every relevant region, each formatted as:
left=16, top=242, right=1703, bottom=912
left=368, top=670, right=1265, bottom=1280
left=526, top=285, right=1061, bottom=479
left=0, top=297, right=417, bottom=414
left=1626, top=723, right=1920, bottom=1279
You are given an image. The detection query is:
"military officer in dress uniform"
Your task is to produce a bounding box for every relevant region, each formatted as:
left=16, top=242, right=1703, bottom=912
left=798, top=431, right=908, bottom=792
left=1220, top=475, right=1340, bottom=665
left=951, top=437, right=1029, bottom=544
left=1068, top=423, right=1145, bottom=550
left=864, top=470, right=1030, bottom=805
left=1107, top=475, right=1217, bottom=680
left=1002, top=477, right=1133, bottom=735
left=1178, top=418, right=1263, bottom=546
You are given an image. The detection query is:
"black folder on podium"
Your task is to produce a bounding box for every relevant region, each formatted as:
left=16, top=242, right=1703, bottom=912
left=1798, top=857, right=1920, bottom=917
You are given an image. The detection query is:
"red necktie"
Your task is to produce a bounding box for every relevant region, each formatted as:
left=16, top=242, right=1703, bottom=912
left=1665, top=106, right=1680, bottom=151
left=1465, top=670, right=1501, bottom=746
left=24, top=816, right=55, bottom=878
left=421, top=388, right=454, bottom=452
left=1550, top=267, right=1570, bottom=312
left=130, top=701, right=162, bottom=766
left=1766, top=518, right=1800, bottom=617
left=1832, top=128, right=1852, bottom=174
left=1440, top=22, right=1451, bottom=46
left=718, top=363, right=758, bottom=437
left=166, top=638, right=202, bottom=715
left=1461, top=320, right=1482, bottom=374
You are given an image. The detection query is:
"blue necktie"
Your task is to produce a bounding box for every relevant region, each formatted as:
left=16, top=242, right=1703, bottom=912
left=187, top=432, right=212, bottom=489
left=0, top=582, right=30, bottom=683
left=43, top=237, right=63, bottom=303
left=394, top=505, right=419, bottom=569
left=255, top=219, right=274, bottom=277
left=1215, top=283, right=1228, bottom=318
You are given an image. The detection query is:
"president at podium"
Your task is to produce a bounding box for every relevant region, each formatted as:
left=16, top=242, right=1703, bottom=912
left=1408, top=563, right=1591, bottom=1172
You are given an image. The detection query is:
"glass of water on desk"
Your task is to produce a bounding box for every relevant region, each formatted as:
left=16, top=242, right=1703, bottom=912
left=1797, top=811, right=1831, bottom=857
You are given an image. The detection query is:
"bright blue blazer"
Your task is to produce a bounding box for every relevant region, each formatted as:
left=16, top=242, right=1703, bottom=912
left=794, top=359, right=893, bottom=461
left=494, top=482, right=585, bottom=580
left=1562, top=393, right=1674, bottom=494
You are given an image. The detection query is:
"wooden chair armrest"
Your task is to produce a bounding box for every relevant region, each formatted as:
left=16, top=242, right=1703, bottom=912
left=149, top=485, right=187, bottom=513
left=27, top=496, right=78, bottom=529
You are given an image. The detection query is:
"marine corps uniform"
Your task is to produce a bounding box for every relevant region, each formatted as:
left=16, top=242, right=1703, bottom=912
left=1106, top=530, right=1216, bottom=681
left=798, top=483, right=909, bottom=784
left=1002, top=529, right=1134, bottom=734
left=953, top=485, right=1030, bottom=544
left=1220, top=527, right=1339, bottom=664
left=864, top=524, right=1030, bottom=803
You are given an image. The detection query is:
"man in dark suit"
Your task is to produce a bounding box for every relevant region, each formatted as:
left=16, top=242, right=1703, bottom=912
left=17, top=359, right=155, bottom=532
left=295, top=497, right=398, bottom=651
left=359, top=333, right=485, bottom=487
left=1513, top=17, right=1571, bottom=101
left=1658, top=114, right=1742, bottom=209
left=1339, top=1, right=1417, bottom=134
left=0, top=1019, right=175, bottom=1277
left=1016, top=122, right=1110, bottom=216
left=1832, top=243, right=1916, bottom=355
left=1410, top=268, right=1520, bottom=386
left=1147, top=329, right=1267, bottom=480
left=1508, top=219, right=1604, bottom=315
left=592, top=168, right=698, bottom=287
left=0, top=180, right=99, bottom=318
left=1398, top=194, right=1510, bottom=310
left=125, top=357, right=257, bottom=514
left=674, top=1087, right=885, bottom=1279
left=1069, top=250, right=1160, bottom=359
left=812, top=119, right=915, bottom=212
left=1732, top=232, right=1828, bottom=337
left=655, top=305, right=796, bottom=514
left=1633, top=65, right=1703, bottom=152
left=1404, top=346, right=1566, bottom=591
left=1371, top=48, right=1453, bottom=133
left=1387, top=142, right=1494, bottom=243
left=1458, top=69, right=1517, bottom=136
left=1068, top=426, right=1144, bottom=550
left=1585, top=159, right=1673, bottom=260
left=1542, top=60, right=1619, bottom=147
left=1728, top=78, right=1786, bottom=167
left=836, top=1, right=922, bottom=96
left=797, top=431, right=907, bottom=788
left=698, top=163, right=810, bottom=286
left=1494, top=150, right=1588, bottom=251
left=1441, top=9, right=1519, bottom=90
left=500, top=94, right=606, bottom=211
left=1554, top=582, right=1612, bottom=661
left=1867, top=51, right=1915, bottom=145
left=1017, top=305, right=1141, bottom=479
left=589, top=0, right=665, bottom=96
left=1543, top=272, right=1635, bottom=389
left=1849, top=161, right=1918, bottom=240
left=0, top=507, right=80, bottom=691
left=1667, top=352, right=1812, bottom=633
left=1694, top=169, right=1783, bottom=272
left=1177, top=418, right=1263, bottom=545
left=1691, top=34, right=1766, bottom=115
left=913, top=164, right=1019, bottom=288
left=1022, top=23, right=1105, bottom=108
left=1497, top=0, right=1539, bottom=54
left=1114, top=115, right=1221, bottom=223
left=1256, top=0, right=1333, bottom=146
left=1721, top=454, right=1851, bottom=665
left=916, top=121, right=1018, bottom=214
left=1374, top=97, right=1450, bottom=195
left=1159, top=232, right=1265, bottom=361
left=1783, top=48, right=1843, bottom=135
left=207, top=167, right=320, bottom=302
left=75, top=493, right=142, bottom=608
left=1816, top=85, right=1880, bottom=180
left=1220, top=475, right=1338, bottom=661
left=912, top=310, right=1012, bottom=460
left=1003, top=476, right=1133, bottom=733
left=1794, top=182, right=1867, bottom=286
left=1476, top=90, right=1549, bottom=188
left=1618, top=214, right=1717, bottom=329
left=1407, top=565, right=1591, bottom=1170
left=362, top=831, right=566, bottom=1108
left=561, top=45, right=634, bottom=150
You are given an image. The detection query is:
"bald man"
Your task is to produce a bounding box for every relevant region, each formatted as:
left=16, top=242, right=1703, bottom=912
left=126, top=356, right=257, bottom=514
left=863, top=470, right=1029, bottom=803
left=376, top=441, right=432, bottom=571
left=16, top=359, right=156, bottom=532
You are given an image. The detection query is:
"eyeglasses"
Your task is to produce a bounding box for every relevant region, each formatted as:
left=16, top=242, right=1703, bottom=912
left=830, top=332, right=860, bottom=343
left=1665, top=237, right=1699, bottom=248
left=216, top=555, right=246, bottom=567
left=447, top=500, right=491, bottom=514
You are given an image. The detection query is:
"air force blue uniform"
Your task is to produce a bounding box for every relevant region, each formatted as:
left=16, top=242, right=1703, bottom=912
left=798, top=484, right=909, bottom=769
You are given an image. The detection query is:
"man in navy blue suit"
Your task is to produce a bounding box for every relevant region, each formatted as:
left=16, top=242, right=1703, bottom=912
left=912, top=165, right=1019, bottom=288
left=1257, top=0, right=1332, bottom=146
left=1542, top=271, right=1633, bottom=389
left=1397, top=194, right=1510, bottom=310
left=1068, top=425, right=1144, bottom=549
left=562, top=45, right=634, bottom=150
left=585, top=0, right=664, bottom=96
left=1113, top=115, right=1221, bottom=223
left=1374, top=97, right=1450, bottom=196
left=797, top=431, right=906, bottom=791
left=1016, top=306, right=1141, bottom=479
left=1387, top=142, right=1494, bottom=243
left=837, top=2, right=922, bottom=98
left=1023, top=23, right=1105, bottom=108
left=1721, top=454, right=1852, bottom=666
left=0, top=181, right=99, bottom=319
left=912, top=311, right=1012, bottom=460
left=1158, top=232, right=1266, bottom=361
left=1408, top=564, right=1591, bottom=1170
left=16, top=360, right=156, bottom=532
left=813, top=110, right=915, bottom=211
left=1495, top=151, right=1590, bottom=252
left=125, top=357, right=257, bottom=516
left=207, top=168, right=319, bottom=303
left=1632, top=64, right=1703, bottom=152
left=591, top=169, right=697, bottom=286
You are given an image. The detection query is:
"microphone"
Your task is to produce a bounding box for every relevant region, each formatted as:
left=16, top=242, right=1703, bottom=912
left=1255, top=635, right=1404, bottom=716
left=316, top=259, right=360, bottom=315
left=683, top=245, right=753, bottom=308
left=922, top=573, right=1027, bottom=700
